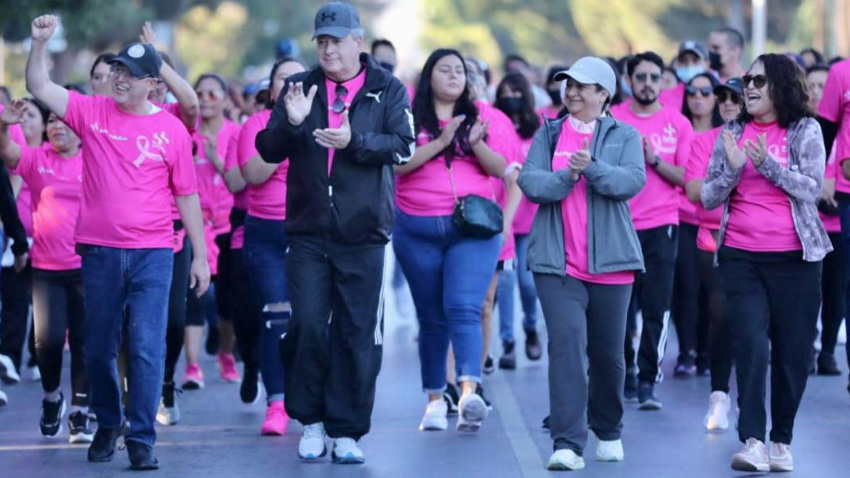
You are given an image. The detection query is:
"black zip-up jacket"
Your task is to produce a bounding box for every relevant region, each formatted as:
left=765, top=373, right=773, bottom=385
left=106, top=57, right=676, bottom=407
left=256, top=53, right=415, bottom=245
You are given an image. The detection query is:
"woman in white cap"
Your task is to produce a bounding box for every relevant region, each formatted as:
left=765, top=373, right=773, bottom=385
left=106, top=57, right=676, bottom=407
left=517, top=57, right=645, bottom=471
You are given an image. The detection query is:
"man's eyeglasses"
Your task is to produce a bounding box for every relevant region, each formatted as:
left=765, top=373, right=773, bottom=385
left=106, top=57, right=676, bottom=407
left=332, top=84, right=349, bottom=114
left=716, top=91, right=742, bottom=105
left=742, top=74, right=768, bottom=89
left=686, top=86, right=713, bottom=98
left=634, top=72, right=662, bottom=84
left=110, top=65, right=149, bottom=81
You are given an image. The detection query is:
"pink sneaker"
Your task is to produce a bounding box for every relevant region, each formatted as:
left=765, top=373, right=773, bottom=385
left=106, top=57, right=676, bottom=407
left=182, top=364, right=205, bottom=390
left=217, top=353, right=241, bottom=383
left=260, top=401, right=289, bottom=436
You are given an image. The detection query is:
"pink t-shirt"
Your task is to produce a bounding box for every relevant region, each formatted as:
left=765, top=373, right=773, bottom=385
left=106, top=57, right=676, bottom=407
left=552, top=118, right=634, bottom=285
left=13, top=145, right=82, bottom=270
left=659, top=83, right=685, bottom=113
left=222, top=130, right=246, bottom=250
left=193, top=120, right=240, bottom=239
left=821, top=145, right=841, bottom=234
left=684, top=128, right=724, bottom=252
left=513, top=137, right=538, bottom=235
left=326, top=70, right=366, bottom=176
left=724, top=122, right=801, bottom=252
left=63, top=92, right=197, bottom=249
left=15, top=181, right=33, bottom=237
left=819, top=59, right=850, bottom=193
left=238, top=110, right=288, bottom=222
left=537, top=105, right=562, bottom=120
left=396, top=105, right=515, bottom=217
left=611, top=103, right=694, bottom=230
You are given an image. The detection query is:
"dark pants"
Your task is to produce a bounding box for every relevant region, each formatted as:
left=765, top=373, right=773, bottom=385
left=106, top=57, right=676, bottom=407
left=536, top=274, right=631, bottom=456
left=672, top=222, right=701, bottom=358
left=700, top=250, right=734, bottom=393
left=229, top=248, right=261, bottom=373
left=244, top=216, right=289, bottom=401
left=719, top=246, right=821, bottom=445
left=214, top=232, right=233, bottom=326
left=281, top=236, right=385, bottom=440
left=164, top=235, right=191, bottom=384
left=836, top=200, right=850, bottom=373
left=626, top=225, right=678, bottom=384
left=32, top=268, right=88, bottom=406
left=81, top=246, right=173, bottom=447
left=820, top=233, right=847, bottom=359
left=0, top=264, right=32, bottom=372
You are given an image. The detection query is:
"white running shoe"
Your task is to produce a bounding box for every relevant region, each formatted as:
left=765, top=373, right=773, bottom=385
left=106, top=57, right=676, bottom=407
left=0, top=354, right=20, bottom=384
left=456, top=393, right=488, bottom=432
left=29, top=366, right=41, bottom=382
left=0, top=388, right=7, bottom=407
left=332, top=437, right=365, bottom=464
left=419, top=399, right=448, bottom=431
left=769, top=442, right=794, bottom=472
left=731, top=438, right=770, bottom=472
left=156, top=398, right=180, bottom=426
left=596, top=438, right=624, bottom=462
left=703, top=391, right=731, bottom=431
left=298, top=422, right=327, bottom=461
left=547, top=449, right=585, bottom=471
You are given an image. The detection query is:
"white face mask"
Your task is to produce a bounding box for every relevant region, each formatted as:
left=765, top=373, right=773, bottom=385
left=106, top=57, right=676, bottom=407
left=676, top=65, right=706, bottom=83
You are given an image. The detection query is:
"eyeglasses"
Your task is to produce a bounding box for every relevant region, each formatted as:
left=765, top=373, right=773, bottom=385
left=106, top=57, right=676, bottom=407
left=686, top=86, right=713, bottom=98
left=332, top=84, right=348, bottom=114
left=634, top=72, right=662, bottom=84
left=110, top=65, right=149, bottom=81
left=743, top=74, right=768, bottom=89
left=196, top=90, right=224, bottom=101
left=716, top=90, right=742, bottom=105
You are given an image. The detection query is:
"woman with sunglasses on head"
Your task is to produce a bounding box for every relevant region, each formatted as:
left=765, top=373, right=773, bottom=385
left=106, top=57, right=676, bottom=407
left=683, top=77, right=744, bottom=432
left=518, top=57, right=645, bottom=470
left=238, top=57, right=308, bottom=436
left=181, top=73, right=242, bottom=392
left=394, top=48, right=507, bottom=433
left=672, top=73, right=724, bottom=379
left=701, top=54, right=830, bottom=473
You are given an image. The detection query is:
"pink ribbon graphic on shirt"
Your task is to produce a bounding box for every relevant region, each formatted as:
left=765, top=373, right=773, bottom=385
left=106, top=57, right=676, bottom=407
left=134, top=135, right=164, bottom=168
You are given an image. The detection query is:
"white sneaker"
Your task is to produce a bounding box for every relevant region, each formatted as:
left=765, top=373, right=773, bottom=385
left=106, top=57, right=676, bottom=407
left=0, top=354, right=20, bottom=384
left=731, top=438, right=770, bottom=472
left=298, top=422, right=327, bottom=461
left=419, top=399, right=448, bottom=431
left=769, top=442, right=794, bottom=472
left=332, top=437, right=365, bottom=464
left=0, top=388, right=7, bottom=407
left=703, top=391, right=731, bottom=431
left=29, top=366, right=41, bottom=382
left=547, top=449, right=586, bottom=471
left=596, top=438, right=624, bottom=462
left=156, top=398, right=180, bottom=426
left=456, top=393, right=488, bottom=432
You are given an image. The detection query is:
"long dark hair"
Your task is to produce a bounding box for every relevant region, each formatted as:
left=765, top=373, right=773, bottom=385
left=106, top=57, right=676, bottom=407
left=413, top=49, right=478, bottom=163
left=89, top=53, right=116, bottom=79
left=739, top=54, right=813, bottom=128
left=194, top=73, right=228, bottom=92
left=681, top=73, right=723, bottom=128
left=267, top=57, right=308, bottom=109
left=494, top=73, right=540, bottom=140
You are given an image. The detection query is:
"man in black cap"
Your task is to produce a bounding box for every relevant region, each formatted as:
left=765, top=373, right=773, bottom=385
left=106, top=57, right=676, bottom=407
left=256, top=0, right=415, bottom=465
left=25, top=14, right=209, bottom=470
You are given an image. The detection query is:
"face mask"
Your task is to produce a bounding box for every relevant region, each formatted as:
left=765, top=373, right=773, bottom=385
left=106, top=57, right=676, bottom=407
left=379, top=62, right=395, bottom=73
left=709, top=51, right=723, bottom=71
left=620, top=77, right=632, bottom=97
left=547, top=88, right=562, bottom=106
left=501, top=97, right=524, bottom=115
left=676, top=65, right=705, bottom=83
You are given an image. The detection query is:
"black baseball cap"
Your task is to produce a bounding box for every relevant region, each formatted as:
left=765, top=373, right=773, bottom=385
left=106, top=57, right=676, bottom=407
left=312, top=2, right=361, bottom=40
left=109, top=43, right=162, bottom=79
left=715, top=77, right=744, bottom=96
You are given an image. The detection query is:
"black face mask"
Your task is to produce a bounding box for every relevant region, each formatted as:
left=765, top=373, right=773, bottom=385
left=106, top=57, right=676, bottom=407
left=500, top=97, right=524, bottom=115
left=709, top=51, right=723, bottom=71
left=379, top=62, right=395, bottom=74
left=547, top=89, right=562, bottom=106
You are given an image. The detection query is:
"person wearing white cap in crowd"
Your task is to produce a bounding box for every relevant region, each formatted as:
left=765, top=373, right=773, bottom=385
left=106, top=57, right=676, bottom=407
left=517, top=56, right=645, bottom=471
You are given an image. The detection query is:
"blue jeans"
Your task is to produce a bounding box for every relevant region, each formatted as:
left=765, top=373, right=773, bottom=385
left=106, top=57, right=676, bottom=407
left=81, top=246, right=173, bottom=447
left=244, top=216, right=288, bottom=401
left=393, top=211, right=500, bottom=393
left=496, top=234, right=539, bottom=343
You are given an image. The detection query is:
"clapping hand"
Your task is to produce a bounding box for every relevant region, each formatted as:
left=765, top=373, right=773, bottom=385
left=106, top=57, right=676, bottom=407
left=569, top=138, right=592, bottom=179
left=284, top=82, right=317, bottom=126
left=722, top=130, right=746, bottom=169
left=313, top=110, right=351, bottom=149
left=744, top=133, right=768, bottom=168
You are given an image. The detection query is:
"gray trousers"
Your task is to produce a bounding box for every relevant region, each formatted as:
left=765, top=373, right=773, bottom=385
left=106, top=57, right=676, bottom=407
left=535, top=274, right=632, bottom=455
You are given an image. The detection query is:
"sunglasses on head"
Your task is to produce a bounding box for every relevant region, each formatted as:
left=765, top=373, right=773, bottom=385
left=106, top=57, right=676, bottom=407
left=634, top=72, right=662, bottom=83
left=716, top=90, right=742, bottom=104
left=743, top=74, right=768, bottom=89
left=686, top=86, right=713, bottom=98
left=196, top=90, right=224, bottom=101
left=332, top=84, right=349, bottom=114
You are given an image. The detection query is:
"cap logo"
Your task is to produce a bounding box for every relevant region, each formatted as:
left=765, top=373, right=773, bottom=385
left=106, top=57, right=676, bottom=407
left=128, top=44, right=145, bottom=59
left=321, top=12, right=337, bottom=22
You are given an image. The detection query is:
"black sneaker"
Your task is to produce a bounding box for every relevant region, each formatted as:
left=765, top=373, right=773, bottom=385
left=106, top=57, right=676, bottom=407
left=695, top=353, right=710, bottom=377
left=88, top=426, right=122, bottom=462
left=40, top=393, right=67, bottom=437
left=674, top=352, right=697, bottom=378
left=817, top=354, right=842, bottom=376
left=240, top=365, right=260, bottom=404
left=624, top=369, right=638, bottom=403
left=483, top=355, right=495, bottom=375
left=205, top=326, right=220, bottom=356
left=69, top=411, right=94, bottom=444
left=499, top=341, right=516, bottom=370
left=525, top=330, right=542, bottom=361
left=541, top=415, right=550, bottom=430
left=475, top=383, right=493, bottom=411
left=443, top=383, right=460, bottom=416
left=637, top=382, right=662, bottom=411
left=127, top=441, right=159, bottom=470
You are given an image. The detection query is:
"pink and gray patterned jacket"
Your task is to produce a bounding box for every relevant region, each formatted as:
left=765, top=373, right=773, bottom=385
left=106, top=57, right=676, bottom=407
left=700, top=118, right=833, bottom=263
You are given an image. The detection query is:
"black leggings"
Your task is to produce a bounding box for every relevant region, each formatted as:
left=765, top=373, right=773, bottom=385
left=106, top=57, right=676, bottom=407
left=164, top=235, right=192, bottom=383
left=32, top=268, right=88, bottom=407
left=820, top=233, right=847, bottom=358
left=230, top=248, right=261, bottom=372
left=0, top=264, right=33, bottom=371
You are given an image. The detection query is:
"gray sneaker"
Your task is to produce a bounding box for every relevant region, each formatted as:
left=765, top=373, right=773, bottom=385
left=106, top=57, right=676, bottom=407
left=769, top=442, right=793, bottom=472
left=731, top=438, right=769, bottom=472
